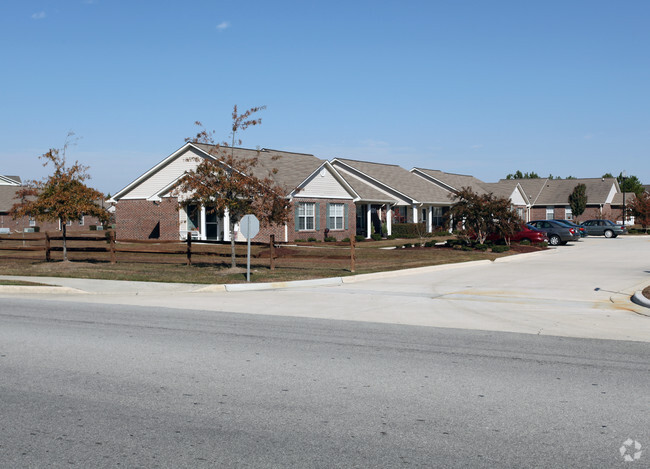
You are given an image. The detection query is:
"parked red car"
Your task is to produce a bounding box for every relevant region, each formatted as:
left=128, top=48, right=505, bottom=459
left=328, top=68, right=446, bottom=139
left=486, top=224, right=548, bottom=244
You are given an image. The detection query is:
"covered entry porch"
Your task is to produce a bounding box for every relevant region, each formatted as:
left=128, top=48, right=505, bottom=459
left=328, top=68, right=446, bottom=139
left=356, top=203, right=448, bottom=238
left=180, top=204, right=237, bottom=241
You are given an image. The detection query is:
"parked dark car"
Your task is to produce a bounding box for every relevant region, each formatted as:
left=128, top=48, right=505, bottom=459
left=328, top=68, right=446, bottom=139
left=551, top=219, right=587, bottom=237
left=579, top=219, right=627, bottom=238
left=484, top=224, right=548, bottom=244
left=527, top=220, right=580, bottom=246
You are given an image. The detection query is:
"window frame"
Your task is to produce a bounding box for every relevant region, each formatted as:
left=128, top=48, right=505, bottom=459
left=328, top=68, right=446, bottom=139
left=328, top=203, right=344, bottom=230
left=298, top=202, right=315, bottom=231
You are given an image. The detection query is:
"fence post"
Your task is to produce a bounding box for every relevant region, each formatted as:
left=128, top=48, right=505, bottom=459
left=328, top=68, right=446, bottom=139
left=45, top=232, right=51, bottom=262
left=186, top=236, right=192, bottom=266
left=269, top=234, right=275, bottom=271
left=350, top=236, right=356, bottom=273
left=109, top=231, right=116, bottom=264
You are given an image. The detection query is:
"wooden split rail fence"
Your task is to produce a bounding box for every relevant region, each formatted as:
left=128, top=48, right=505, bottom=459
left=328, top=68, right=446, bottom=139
left=0, top=233, right=357, bottom=272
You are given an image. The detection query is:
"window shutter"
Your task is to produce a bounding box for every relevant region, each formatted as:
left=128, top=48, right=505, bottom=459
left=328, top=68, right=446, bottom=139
left=295, top=205, right=300, bottom=232
left=326, top=203, right=331, bottom=230
left=344, top=204, right=349, bottom=230
left=315, top=203, right=320, bottom=231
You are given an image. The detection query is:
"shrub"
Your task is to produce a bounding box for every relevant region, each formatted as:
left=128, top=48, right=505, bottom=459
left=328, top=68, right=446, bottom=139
left=474, top=243, right=489, bottom=251
left=341, top=237, right=350, bottom=243
left=307, top=237, right=318, bottom=242
left=424, top=240, right=436, bottom=248
left=371, top=233, right=382, bottom=241
left=403, top=243, right=413, bottom=248
left=387, top=234, right=396, bottom=240
left=491, top=245, right=510, bottom=253
left=391, top=223, right=426, bottom=239
left=355, top=235, right=365, bottom=242
left=519, top=239, right=531, bottom=245
left=324, top=236, right=337, bottom=242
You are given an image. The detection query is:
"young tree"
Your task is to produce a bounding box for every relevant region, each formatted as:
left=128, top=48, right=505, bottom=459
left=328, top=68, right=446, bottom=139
left=568, top=183, right=587, bottom=222
left=10, top=134, right=109, bottom=261
left=447, top=187, right=521, bottom=244
left=177, top=105, right=290, bottom=268
left=629, top=191, right=650, bottom=231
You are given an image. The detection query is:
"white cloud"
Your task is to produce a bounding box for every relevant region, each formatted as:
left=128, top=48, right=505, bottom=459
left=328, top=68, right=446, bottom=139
left=583, top=134, right=594, bottom=140
left=216, top=21, right=230, bottom=31
left=470, top=144, right=483, bottom=149
left=31, top=11, right=46, bottom=20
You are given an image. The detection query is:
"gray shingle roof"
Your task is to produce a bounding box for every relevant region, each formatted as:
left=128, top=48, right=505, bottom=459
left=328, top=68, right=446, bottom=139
left=0, top=185, right=30, bottom=212
left=612, top=192, right=636, bottom=205
left=412, top=168, right=489, bottom=194
left=495, top=178, right=618, bottom=205
left=194, top=144, right=324, bottom=194
left=535, top=178, right=617, bottom=205
left=481, top=181, right=524, bottom=200
left=334, top=171, right=397, bottom=203
left=333, top=159, right=451, bottom=204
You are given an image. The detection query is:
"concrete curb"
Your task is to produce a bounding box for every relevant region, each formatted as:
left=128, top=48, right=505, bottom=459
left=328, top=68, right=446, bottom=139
left=0, top=285, right=85, bottom=294
left=341, top=260, right=493, bottom=284
left=493, top=248, right=558, bottom=263
left=222, top=276, right=344, bottom=292
left=632, top=291, right=650, bottom=309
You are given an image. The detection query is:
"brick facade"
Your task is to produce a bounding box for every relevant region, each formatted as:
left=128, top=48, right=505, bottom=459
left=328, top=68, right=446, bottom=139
left=115, top=198, right=180, bottom=240
left=529, top=204, right=618, bottom=222
left=283, top=198, right=356, bottom=243
left=0, top=213, right=103, bottom=234
left=114, top=197, right=356, bottom=243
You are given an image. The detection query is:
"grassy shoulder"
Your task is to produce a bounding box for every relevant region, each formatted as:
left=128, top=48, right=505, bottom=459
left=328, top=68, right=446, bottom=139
left=0, top=280, right=57, bottom=286
left=0, top=236, right=546, bottom=285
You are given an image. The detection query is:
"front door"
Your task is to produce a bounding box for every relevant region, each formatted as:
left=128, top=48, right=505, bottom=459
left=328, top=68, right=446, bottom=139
left=205, top=209, right=220, bottom=240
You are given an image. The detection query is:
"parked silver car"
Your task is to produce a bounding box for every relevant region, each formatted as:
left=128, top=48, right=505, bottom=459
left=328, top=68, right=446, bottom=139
left=579, top=219, right=627, bottom=238
left=527, top=220, right=581, bottom=246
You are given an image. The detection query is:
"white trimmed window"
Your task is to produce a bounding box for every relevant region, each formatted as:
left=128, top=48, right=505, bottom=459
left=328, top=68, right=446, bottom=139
left=565, top=207, right=572, bottom=220
left=546, top=206, right=554, bottom=220
left=298, top=203, right=315, bottom=230
left=79, top=215, right=85, bottom=226
left=29, top=217, right=36, bottom=227
left=516, top=208, right=524, bottom=220
left=328, top=203, right=344, bottom=230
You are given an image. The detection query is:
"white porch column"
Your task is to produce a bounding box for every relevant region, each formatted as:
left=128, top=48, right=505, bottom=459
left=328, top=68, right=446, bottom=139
left=428, top=206, right=433, bottom=233
left=223, top=208, right=231, bottom=241
left=412, top=205, right=419, bottom=223
left=200, top=205, right=207, bottom=240
left=366, top=204, right=372, bottom=238
left=386, top=204, right=392, bottom=236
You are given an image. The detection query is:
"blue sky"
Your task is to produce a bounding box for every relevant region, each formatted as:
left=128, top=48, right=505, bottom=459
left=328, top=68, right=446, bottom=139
left=1, top=1, right=649, bottom=194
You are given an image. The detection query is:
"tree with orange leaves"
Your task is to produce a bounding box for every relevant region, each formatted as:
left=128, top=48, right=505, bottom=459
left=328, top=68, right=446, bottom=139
left=178, top=106, right=290, bottom=268
left=629, top=190, right=650, bottom=231
left=10, top=133, right=109, bottom=261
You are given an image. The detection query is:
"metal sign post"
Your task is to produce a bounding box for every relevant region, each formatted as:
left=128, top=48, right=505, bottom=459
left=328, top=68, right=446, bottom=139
left=239, top=214, right=260, bottom=282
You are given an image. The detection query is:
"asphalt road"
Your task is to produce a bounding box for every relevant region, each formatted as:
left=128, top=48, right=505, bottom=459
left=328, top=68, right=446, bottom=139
left=1, top=298, right=648, bottom=468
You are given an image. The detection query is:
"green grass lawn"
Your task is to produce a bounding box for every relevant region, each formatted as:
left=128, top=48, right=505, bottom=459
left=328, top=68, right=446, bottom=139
left=0, top=235, right=542, bottom=284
